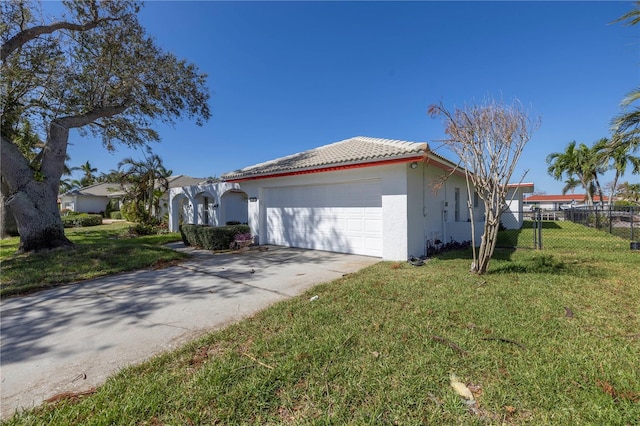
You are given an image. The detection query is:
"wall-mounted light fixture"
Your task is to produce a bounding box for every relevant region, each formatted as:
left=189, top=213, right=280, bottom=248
left=249, top=197, right=258, bottom=202
left=409, top=162, right=418, bottom=169
left=212, top=203, right=219, bottom=208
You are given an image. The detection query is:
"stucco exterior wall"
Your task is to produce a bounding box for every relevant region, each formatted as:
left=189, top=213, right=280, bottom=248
left=168, top=182, right=243, bottom=232
left=169, top=162, right=494, bottom=260
left=416, top=164, right=484, bottom=251
left=237, top=164, right=409, bottom=260
left=74, top=195, right=109, bottom=213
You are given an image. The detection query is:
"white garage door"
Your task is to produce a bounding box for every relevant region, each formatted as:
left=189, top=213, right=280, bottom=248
left=264, top=180, right=382, bottom=257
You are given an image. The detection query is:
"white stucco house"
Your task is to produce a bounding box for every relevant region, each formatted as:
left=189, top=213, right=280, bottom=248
left=59, top=182, right=124, bottom=214
left=60, top=175, right=204, bottom=216
left=169, top=136, right=533, bottom=261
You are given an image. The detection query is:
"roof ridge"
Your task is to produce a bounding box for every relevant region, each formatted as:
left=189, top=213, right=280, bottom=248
left=221, top=136, right=430, bottom=180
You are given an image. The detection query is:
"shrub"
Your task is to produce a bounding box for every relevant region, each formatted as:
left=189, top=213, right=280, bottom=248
left=180, top=224, right=250, bottom=250
left=61, top=213, right=103, bottom=228
left=129, top=223, right=157, bottom=236
left=121, top=201, right=146, bottom=223
left=110, top=211, right=123, bottom=220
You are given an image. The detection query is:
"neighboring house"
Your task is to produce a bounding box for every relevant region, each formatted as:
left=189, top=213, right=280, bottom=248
left=169, top=136, right=532, bottom=261
left=503, top=182, right=535, bottom=229
left=60, top=175, right=205, bottom=215
left=59, top=182, right=124, bottom=214
left=523, top=194, right=610, bottom=211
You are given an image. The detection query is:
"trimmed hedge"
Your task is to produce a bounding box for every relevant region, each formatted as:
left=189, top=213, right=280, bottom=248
left=61, top=213, right=103, bottom=228
left=180, top=224, right=251, bottom=251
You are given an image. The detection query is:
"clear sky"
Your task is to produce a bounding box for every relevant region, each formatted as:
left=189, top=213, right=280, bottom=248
left=64, top=0, right=639, bottom=195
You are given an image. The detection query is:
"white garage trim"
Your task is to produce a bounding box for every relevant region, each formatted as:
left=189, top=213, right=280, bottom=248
left=263, top=180, right=383, bottom=257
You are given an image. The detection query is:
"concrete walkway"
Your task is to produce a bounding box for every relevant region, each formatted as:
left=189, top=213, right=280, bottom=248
left=0, top=245, right=379, bottom=419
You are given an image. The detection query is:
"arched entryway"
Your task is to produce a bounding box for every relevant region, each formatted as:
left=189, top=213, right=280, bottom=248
left=220, top=190, right=248, bottom=225
left=170, top=193, right=192, bottom=232
left=194, top=191, right=217, bottom=226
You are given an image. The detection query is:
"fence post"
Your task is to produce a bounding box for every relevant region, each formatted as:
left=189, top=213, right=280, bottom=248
left=609, top=205, right=613, bottom=235
left=538, top=209, right=543, bottom=250
left=632, top=206, right=635, bottom=242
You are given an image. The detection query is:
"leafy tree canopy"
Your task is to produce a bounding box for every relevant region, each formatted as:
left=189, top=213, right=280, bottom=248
left=1, top=0, right=211, bottom=251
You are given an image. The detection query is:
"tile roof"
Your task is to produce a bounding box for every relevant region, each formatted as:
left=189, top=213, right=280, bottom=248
left=167, top=175, right=206, bottom=188
left=62, top=175, right=204, bottom=197
left=221, top=136, right=428, bottom=180
left=62, top=182, right=124, bottom=197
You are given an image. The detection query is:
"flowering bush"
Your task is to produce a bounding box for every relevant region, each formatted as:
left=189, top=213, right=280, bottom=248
left=234, top=232, right=253, bottom=242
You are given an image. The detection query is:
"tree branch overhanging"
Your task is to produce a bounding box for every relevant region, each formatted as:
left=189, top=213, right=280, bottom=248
left=2, top=18, right=119, bottom=62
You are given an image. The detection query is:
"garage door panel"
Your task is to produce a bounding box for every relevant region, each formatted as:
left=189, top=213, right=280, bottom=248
left=264, top=181, right=382, bottom=257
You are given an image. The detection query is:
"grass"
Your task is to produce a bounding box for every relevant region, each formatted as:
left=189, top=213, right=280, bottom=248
left=3, top=221, right=639, bottom=424
left=497, top=220, right=638, bottom=250
left=0, top=222, right=186, bottom=298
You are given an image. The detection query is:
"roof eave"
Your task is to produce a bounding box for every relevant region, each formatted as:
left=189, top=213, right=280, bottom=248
left=223, top=154, right=426, bottom=182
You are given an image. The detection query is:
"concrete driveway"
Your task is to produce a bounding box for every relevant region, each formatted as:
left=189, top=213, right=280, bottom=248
left=0, top=245, right=379, bottom=419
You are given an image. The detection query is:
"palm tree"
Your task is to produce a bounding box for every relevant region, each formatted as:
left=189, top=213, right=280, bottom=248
left=547, top=141, right=597, bottom=205
left=561, top=176, right=582, bottom=196
left=76, top=161, right=98, bottom=187
left=118, top=150, right=172, bottom=223
left=612, top=88, right=640, bottom=147
left=616, top=181, right=640, bottom=205
left=589, top=138, right=610, bottom=206
left=611, top=4, right=640, bottom=148
left=611, top=1, right=640, bottom=26
left=602, top=136, right=640, bottom=206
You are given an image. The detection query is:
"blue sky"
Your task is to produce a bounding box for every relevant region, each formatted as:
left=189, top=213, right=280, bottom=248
left=65, top=1, right=639, bottom=194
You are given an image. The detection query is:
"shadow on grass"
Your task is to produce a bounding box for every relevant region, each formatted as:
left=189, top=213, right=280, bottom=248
left=521, top=220, right=563, bottom=229
left=488, top=253, right=566, bottom=274
left=432, top=246, right=607, bottom=278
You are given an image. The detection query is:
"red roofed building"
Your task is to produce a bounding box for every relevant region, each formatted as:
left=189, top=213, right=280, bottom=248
left=523, top=194, right=610, bottom=211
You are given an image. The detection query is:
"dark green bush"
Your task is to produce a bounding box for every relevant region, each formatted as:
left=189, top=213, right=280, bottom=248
left=129, top=223, right=157, bottom=236
left=121, top=201, right=146, bottom=223
left=110, top=211, right=123, bottom=220
left=61, top=213, right=103, bottom=228
left=180, top=224, right=250, bottom=250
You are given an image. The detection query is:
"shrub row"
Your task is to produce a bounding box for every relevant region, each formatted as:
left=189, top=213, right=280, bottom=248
left=61, top=213, right=103, bottom=228
left=180, top=224, right=251, bottom=251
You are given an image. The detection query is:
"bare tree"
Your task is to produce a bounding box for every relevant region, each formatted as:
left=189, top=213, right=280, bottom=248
left=429, top=98, right=540, bottom=274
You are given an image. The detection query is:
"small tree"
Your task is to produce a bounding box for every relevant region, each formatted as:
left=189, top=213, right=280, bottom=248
left=118, top=150, right=172, bottom=224
left=429, top=98, right=540, bottom=274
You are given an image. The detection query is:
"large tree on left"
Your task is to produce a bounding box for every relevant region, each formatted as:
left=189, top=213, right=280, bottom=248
left=1, top=0, right=210, bottom=252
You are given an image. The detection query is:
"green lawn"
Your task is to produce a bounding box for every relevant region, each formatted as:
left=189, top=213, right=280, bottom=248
left=0, top=222, right=186, bottom=298
left=3, top=222, right=638, bottom=424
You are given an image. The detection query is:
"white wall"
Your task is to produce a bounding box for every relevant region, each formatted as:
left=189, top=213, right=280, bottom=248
left=238, top=165, right=409, bottom=260
left=222, top=191, right=249, bottom=225
left=409, top=164, right=484, bottom=255
left=76, top=195, right=109, bottom=214
left=170, top=163, right=491, bottom=260
left=168, top=182, right=243, bottom=232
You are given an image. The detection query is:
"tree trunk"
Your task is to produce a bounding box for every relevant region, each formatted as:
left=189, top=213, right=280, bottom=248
left=1, top=178, right=19, bottom=238
left=2, top=122, right=74, bottom=252
left=473, top=203, right=501, bottom=275
left=6, top=180, right=72, bottom=252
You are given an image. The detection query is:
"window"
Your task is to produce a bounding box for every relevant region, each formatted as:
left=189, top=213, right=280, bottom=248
left=454, top=188, right=460, bottom=222
left=474, top=192, right=479, bottom=209
left=203, top=197, right=209, bottom=224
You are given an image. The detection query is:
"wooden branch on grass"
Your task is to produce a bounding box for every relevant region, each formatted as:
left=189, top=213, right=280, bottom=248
left=430, top=335, right=469, bottom=356
left=242, top=352, right=274, bottom=370
left=481, top=337, right=527, bottom=350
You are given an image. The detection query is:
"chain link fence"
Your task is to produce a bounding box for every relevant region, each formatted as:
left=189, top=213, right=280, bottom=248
left=497, top=206, right=640, bottom=251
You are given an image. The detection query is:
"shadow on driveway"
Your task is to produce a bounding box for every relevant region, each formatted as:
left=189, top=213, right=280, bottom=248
left=0, top=244, right=379, bottom=418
